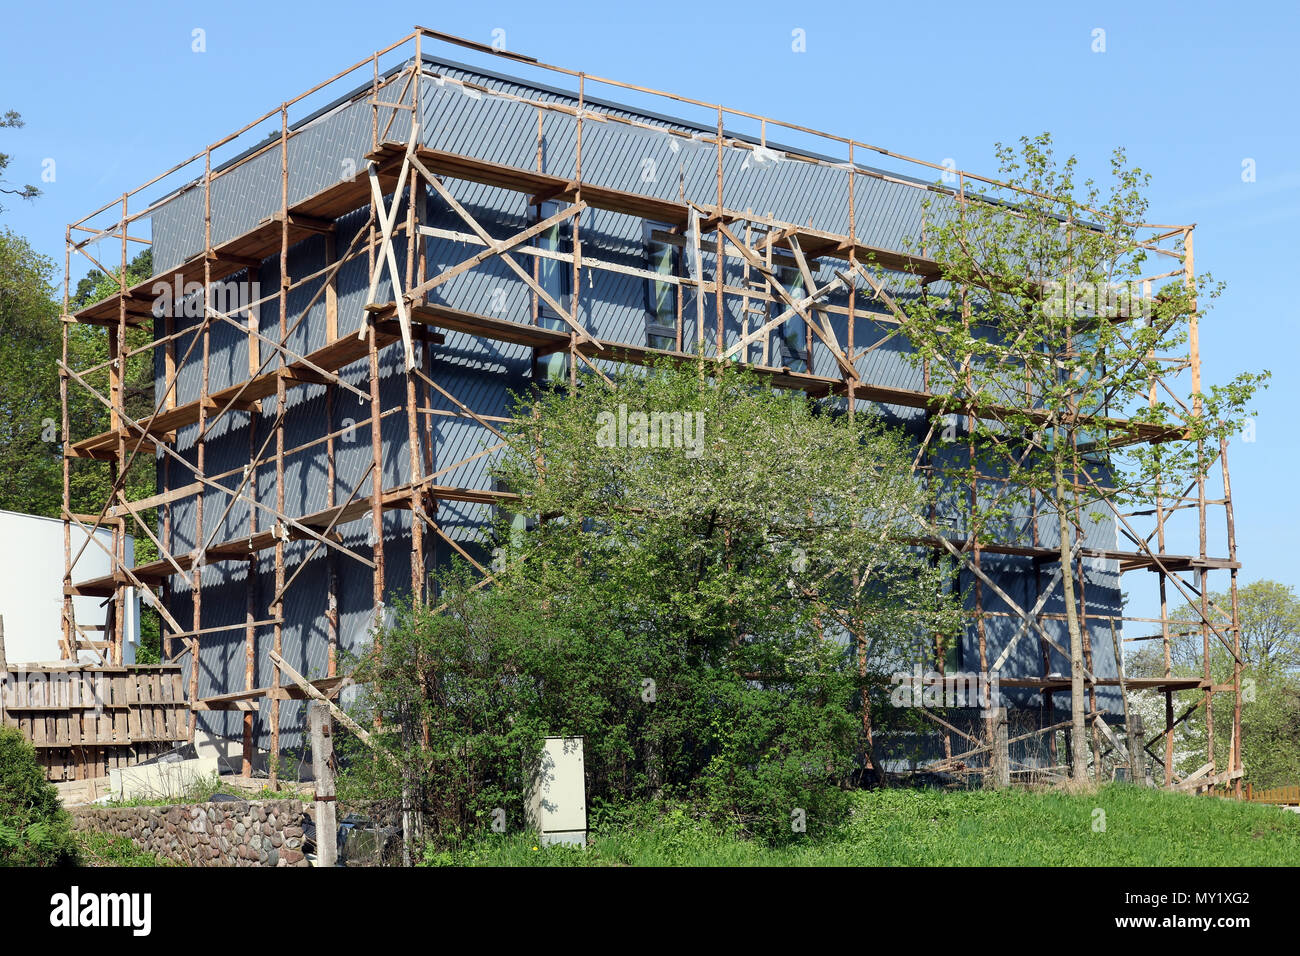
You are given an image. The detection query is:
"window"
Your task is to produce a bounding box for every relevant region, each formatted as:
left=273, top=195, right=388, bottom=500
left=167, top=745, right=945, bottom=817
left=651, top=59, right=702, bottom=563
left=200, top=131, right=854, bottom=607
left=644, top=223, right=680, bottom=351
left=772, top=264, right=809, bottom=373
left=1073, top=328, right=1108, bottom=465
left=536, top=201, right=572, bottom=384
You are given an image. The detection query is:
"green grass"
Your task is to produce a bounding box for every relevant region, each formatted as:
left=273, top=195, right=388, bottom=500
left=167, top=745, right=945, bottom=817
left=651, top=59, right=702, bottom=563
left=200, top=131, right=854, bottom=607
left=422, top=785, right=1300, bottom=867
left=75, top=832, right=176, bottom=867
left=105, top=773, right=304, bottom=808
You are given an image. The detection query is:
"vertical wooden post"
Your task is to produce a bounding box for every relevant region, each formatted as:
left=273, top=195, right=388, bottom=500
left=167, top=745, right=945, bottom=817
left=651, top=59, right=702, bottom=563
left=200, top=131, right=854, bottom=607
left=190, top=161, right=211, bottom=735
left=1110, top=617, right=1136, bottom=779
left=162, top=307, right=176, bottom=665
left=1164, top=689, right=1174, bottom=787
left=1220, top=436, right=1243, bottom=797
left=987, top=705, right=1010, bottom=789
left=309, top=701, right=337, bottom=868
left=270, top=106, right=289, bottom=787
left=714, top=106, right=724, bottom=357
left=114, top=193, right=129, bottom=666
left=324, top=232, right=340, bottom=678
left=1130, top=712, right=1147, bottom=786
left=243, top=264, right=261, bottom=777
left=571, top=74, right=584, bottom=392
left=405, top=162, right=426, bottom=602
left=1184, top=228, right=1215, bottom=780
left=846, top=144, right=856, bottom=418
left=60, top=224, right=75, bottom=662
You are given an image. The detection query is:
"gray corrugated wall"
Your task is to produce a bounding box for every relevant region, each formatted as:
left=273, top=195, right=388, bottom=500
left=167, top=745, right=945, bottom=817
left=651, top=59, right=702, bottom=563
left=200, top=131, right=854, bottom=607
left=150, top=58, right=1123, bottom=750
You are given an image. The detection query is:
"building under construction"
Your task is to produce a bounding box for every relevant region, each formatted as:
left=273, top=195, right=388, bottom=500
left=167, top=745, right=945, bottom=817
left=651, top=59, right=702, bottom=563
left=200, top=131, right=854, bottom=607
left=57, top=28, right=1244, bottom=791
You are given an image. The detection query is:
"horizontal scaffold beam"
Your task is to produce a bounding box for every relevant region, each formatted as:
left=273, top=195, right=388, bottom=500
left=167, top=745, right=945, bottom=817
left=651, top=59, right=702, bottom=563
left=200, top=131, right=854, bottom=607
left=68, top=320, right=443, bottom=459
left=66, top=479, right=514, bottom=596
left=191, top=675, right=349, bottom=710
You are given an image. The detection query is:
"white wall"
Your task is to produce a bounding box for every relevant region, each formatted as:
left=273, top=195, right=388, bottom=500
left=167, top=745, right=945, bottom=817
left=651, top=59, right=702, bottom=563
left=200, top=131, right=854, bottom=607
left=0, top=510, right=137, bottom=665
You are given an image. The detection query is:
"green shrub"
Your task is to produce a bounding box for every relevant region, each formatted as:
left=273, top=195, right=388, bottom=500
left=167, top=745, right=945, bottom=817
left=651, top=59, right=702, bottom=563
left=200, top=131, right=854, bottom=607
left=341, top=568, right=863, bottom=849
left=0, top=726, right=78, bottom=866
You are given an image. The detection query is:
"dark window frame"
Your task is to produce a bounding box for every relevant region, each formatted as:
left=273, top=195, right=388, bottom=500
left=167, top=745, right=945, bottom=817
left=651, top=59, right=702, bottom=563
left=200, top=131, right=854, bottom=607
left=643, top=221, right=681, bottom=352
left=771, top=262, right=810, bottom=372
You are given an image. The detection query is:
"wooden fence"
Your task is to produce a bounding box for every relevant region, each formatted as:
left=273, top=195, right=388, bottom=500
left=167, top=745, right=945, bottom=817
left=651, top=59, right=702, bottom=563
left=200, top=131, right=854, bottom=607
left=1247, top=784, right=1300, bottom=806
left=0, top=664, right=188, bottom=780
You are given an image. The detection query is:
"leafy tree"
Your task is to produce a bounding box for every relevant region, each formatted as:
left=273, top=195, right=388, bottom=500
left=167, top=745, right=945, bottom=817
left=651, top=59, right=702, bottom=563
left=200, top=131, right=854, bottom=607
left=1130, top=580, right=1300, bottom=786
left=344, top=360, right=962, bottom=849
left=1230, top=580, right=1300, bottom=674
left=895, top=134, right=1267, bottom=780
left=0, top=229, right=62, bottom=516
left=0, top=726, right=78, bottom=866
left=492, top=358, right=961, bottom=788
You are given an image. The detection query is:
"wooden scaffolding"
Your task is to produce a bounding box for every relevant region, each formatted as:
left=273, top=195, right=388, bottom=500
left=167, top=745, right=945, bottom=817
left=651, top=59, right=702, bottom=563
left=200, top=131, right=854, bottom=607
left=58, top=27, right=1245, bottom=793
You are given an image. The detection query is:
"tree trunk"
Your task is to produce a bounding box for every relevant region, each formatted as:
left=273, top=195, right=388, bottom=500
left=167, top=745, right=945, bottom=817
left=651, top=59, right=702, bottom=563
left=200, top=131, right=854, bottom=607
left=1054, top=460, right=1089, bottom=782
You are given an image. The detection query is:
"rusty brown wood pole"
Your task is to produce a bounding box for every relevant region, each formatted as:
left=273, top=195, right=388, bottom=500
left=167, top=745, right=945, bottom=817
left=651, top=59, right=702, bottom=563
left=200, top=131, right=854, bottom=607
left=325, top=230, right=340, bottom=677
left=162, top=305, right=176, bottom=664
left=715, top=106, right=724, bottom=357
left=366, top=79, right=385, bottom=660
left=60, top=225, right=74, bottom=661
left=367, top=283, right=386, bottom=651
left=1185, top=228, right=1215, bottom=780
left=243, top=262, right=262, bottom=776
left=846, top=143, right=856, bottom=418
left=189, top=162, right=210, bottom=738
left=1220, top=435, right=1243, bottom=796
left=1069, top=456, right=1101, bottom=781
left=1079, top=545, right=1101, bottom=780
left=571, top=74, right=584, bottom=391
left=1110, top=618, right=1136, bottom=778
left=115, top=192, right=129, bottom=666
left=372, top=53, right=379, bottom=153
left=270, top=107, right=289, bottom=787
left=405, top=161, right=426, bottom=600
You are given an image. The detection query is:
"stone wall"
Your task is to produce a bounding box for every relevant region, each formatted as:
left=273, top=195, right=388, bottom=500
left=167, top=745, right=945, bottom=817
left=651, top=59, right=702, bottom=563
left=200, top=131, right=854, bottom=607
left=71, top=800, right=309, bottom=867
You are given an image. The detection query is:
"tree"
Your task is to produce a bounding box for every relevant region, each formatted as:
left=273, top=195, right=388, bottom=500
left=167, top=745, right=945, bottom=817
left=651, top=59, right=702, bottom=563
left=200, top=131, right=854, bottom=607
left=1231, top=580, right=1300, bottom=674
left=490, top=360, right=960, bottom=825
left=0, top=111, right=161, bottom=662
left=895, top=134, right=1266, bottom=781
left=345, top=360, right=962, bottom=849
left=0, top=110, right=40, bottom=214
left=0, top=229, right=62, bottom=517
left=1130, top=580, right=1300, bottom=786
left=0, top=726, right=78, bottom=866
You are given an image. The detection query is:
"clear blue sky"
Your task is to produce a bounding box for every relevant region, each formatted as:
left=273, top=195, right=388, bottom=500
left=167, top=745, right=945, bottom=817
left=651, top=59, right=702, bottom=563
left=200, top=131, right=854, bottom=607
left=2, top=0, right=1296, bottom=619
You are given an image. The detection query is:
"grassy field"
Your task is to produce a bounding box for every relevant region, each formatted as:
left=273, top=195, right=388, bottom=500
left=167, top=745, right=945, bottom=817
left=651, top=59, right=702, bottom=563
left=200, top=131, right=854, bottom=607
left=423, top=785, right=1300, bottom=867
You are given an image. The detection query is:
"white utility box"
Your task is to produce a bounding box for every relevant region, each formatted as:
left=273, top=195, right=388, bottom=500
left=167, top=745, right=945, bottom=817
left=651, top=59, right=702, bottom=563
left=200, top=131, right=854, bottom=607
left=526, top=736, right=587, bottom=847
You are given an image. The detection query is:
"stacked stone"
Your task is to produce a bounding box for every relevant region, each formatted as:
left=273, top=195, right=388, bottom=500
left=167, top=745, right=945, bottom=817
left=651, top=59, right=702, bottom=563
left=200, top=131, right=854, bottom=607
left=71, top=800, right=310, bottom=867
